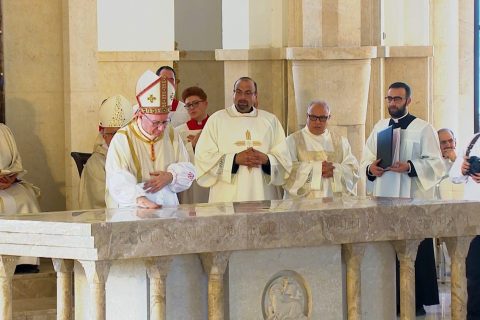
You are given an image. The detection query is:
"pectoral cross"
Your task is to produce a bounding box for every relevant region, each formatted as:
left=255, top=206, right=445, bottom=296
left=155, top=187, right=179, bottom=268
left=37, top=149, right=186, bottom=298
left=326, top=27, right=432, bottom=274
left=235, top=130, right=261, bottom=148
left=147, top=94, right=157, bottom=103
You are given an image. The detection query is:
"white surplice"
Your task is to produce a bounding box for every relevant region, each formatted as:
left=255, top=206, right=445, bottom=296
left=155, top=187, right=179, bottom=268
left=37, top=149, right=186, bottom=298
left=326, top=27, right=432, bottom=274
left=175, top=119, right=210, bottom=204
left=362, top=118, right=444, bottom=198
left=284, top=127, right=359, bottom=198
left=195, top=105, right=292, bottom=203
left=79, top=135, right=107, bottom=209
left=105, top=120, right=195, bottom=208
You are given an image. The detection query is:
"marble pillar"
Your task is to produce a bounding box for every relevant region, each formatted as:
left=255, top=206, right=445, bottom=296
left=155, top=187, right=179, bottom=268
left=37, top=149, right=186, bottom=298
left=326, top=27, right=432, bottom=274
left=443, top=236, right=473, bottom=320
left=393, top=240, right=421, bottom=320
left=0, top=255, right=18, bottom=320
left=200, top=252, right=231, bottom=320
left=79, top=260, right=111, bottom=320
left=145, top=256, right=173, bottom=320
left=52, top=259, right=74, bottom=320
left=342, top=243, right=366, bottom=320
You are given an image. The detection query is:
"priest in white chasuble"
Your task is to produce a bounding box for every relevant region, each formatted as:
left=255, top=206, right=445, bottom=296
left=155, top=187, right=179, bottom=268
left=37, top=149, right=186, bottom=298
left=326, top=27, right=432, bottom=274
left=79, top=95, right=133, bottom=209
left=283, top=100, right=358, bottom=198
left=105, top=70, right=195, bottom=209
left=0, top=123, right=40, bottom=269
left=361, top=82, right=444, bottom=315
left=195, top=77, right=292, bottom=203
left=175, top=86, right=210, bottom=204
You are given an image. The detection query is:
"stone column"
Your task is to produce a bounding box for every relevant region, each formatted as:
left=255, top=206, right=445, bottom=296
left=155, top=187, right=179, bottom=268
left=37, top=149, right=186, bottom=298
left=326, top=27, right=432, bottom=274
left=52, top=259, right=74, bottom=320
left=0, top=255, right=18, bottom=320
left=200, top=252, right=231, bottom=320
left=342, top=243, right=366, bottom=320
left=393, top=240, right=421, bottom=320
left=79, top=260, right=111, bottom=320
left=443, top=236, right=473, bottom=320
left=145, top=257, right=173, bottom=320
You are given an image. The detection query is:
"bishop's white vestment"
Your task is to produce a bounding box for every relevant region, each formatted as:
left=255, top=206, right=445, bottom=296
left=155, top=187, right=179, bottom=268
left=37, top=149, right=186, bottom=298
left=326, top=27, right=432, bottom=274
left=195, top=105, right=292, bottom=203
left=105, top=120, right=195, bottom=208
left=284, top=127, right=359, bottom=198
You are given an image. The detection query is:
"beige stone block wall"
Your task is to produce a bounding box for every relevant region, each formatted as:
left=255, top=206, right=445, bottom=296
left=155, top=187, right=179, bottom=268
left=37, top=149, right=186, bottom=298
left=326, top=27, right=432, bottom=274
left=177, top=51, right=225, bottom=116
left=3, top=0, right=66, bottom=212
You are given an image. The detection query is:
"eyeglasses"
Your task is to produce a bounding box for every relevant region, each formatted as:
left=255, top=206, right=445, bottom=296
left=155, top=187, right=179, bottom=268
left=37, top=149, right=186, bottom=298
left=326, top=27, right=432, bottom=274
left=184, top=100, right=204, bottom=110
left=384, top=96, right=405, bottom=103
left=307, top=114, right=330, bottom=122
left=233, top=89, right=256, bottom=97
left=143, top=114, right=171, bottom=127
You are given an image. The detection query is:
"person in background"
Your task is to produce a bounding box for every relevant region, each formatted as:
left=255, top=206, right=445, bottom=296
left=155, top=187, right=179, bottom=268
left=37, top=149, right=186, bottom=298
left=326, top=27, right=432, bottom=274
left=175, top=86, right=210, bottom=204
left=79, top=95, right=133, bottom=209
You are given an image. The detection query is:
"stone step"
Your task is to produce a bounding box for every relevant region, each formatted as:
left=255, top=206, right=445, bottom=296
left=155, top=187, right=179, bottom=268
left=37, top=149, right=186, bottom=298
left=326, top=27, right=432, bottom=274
left=12, top=258, right=58, bottom=319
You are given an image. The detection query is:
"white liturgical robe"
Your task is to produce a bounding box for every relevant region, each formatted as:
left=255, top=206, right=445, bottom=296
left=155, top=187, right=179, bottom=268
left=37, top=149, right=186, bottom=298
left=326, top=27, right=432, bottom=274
left=105, top=120, right=195, bottom=208
left=362, top=117, right=444, bottom=199
left=284, top=127, right=359, bottom=198
left=0, top=124, right=40, bottom=214
left=79, top=136, right=107, bottom=209
left=195, top=105, right=292, bottom=203
left=175, top=117, right=210, bottom=204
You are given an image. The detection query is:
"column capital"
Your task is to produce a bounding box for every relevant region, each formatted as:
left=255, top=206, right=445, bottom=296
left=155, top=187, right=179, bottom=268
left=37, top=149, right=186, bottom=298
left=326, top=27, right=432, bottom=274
left=443, top=236, right=474, bottom=260
left=200, top=252, right=231, bottom=275
left=145, top=256, right=172, bottom=278
left=52, top=258, right=74, bottom=273
left=79, top=260, right=111, bottom=285
left=392, top=239, right=422, bottom=261
left=0, top=255, right=19, bottom=278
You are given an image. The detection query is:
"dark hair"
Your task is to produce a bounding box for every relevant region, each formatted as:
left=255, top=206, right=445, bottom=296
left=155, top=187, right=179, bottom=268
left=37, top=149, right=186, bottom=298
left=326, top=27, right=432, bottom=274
left=389, top=82, right=411, bottom=98
left=155, top=66, right=176, bottom=79
left=182, top=86, right=207, bottom=102
left=233, top=76, right=257, bottom=93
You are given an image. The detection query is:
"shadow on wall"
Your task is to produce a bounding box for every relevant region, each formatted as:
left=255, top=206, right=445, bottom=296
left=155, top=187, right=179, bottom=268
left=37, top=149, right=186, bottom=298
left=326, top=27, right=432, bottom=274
left=6, top=98, right=66, bottom=212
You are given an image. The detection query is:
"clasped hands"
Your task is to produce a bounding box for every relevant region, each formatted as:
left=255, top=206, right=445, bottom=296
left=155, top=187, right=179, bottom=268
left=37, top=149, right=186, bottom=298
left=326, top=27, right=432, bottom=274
left=461, top=156, right=480, bottom=183
left=136, top=170, right=173, bottom=209
left=0, top=174, right=17, bottom=190
left=235, top=147, right=269, bottom=168
left=369, top=159, right=410, bottom=177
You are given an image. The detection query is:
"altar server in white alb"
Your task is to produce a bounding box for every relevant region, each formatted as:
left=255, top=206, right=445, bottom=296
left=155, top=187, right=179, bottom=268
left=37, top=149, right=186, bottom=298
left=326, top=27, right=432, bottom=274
left=195, top=76, right=292, bottom=202
left=175, top=86, right=210, bottom=204
left=105, top=70, right=195, bottom=209
left=283, top=100, right=358, bottom=198
left=79, top=95, right=133, bottom=209
left=361, top=81, right=444, bottom=315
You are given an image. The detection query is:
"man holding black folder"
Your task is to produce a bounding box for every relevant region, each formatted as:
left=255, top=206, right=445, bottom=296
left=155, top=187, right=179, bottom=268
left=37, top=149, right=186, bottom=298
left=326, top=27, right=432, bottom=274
left=361, top=82, right=445, bottom=315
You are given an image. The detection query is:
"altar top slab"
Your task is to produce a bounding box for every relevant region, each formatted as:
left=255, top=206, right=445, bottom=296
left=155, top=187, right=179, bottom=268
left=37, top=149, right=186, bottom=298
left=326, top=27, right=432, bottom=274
left=0, top=197, right=477, bottom=261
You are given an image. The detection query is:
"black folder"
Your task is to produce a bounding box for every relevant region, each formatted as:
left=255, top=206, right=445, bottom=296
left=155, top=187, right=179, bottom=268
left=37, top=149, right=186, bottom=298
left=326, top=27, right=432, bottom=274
left=376, top=125, right=393, bottom=169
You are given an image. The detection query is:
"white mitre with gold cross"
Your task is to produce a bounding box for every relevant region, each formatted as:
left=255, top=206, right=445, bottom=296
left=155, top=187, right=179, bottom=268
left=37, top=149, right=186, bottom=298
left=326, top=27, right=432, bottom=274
left=135, top=70, right=175, bottom=114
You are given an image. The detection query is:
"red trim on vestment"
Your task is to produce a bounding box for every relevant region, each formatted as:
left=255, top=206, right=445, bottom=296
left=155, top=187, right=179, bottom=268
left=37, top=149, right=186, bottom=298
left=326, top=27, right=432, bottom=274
left=186, top=115, right=209, bottom=130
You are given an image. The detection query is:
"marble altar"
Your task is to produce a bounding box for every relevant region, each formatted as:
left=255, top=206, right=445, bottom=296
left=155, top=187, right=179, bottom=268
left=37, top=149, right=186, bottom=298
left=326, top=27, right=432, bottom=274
left=0, top=196, right=477, bottom=320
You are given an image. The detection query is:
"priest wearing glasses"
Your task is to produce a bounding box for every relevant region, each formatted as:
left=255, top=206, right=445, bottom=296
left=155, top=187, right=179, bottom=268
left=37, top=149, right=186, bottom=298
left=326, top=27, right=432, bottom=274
left=361, top=81, right=444, bottom=316
left=105, top=70, right=195, bottom=209
left=283, top=100, right=359, bottom=198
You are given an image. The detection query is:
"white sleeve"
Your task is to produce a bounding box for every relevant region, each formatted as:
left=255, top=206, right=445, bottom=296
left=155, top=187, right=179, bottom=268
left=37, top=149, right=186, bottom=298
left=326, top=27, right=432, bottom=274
left=167, top=162, right=196, bottom=193
left=107, top=170, right=147, bottom=207
left=449, top=146, right=468, bottom=184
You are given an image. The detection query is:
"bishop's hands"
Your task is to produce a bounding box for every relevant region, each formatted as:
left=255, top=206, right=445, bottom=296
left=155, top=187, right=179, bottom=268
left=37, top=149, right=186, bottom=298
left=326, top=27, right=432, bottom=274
left=369, top=159, right=410, bottom=177
left=235, top=147, right=269, bottom=168
left=143, top=171, right=173, bottom=193
left=0, top=174, right=17, bottom=190
left=369, top=159, right=386, bottom=177
left=136, top=196, right=161, bottom=209
left=321, top=161, right=335, bottom=178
